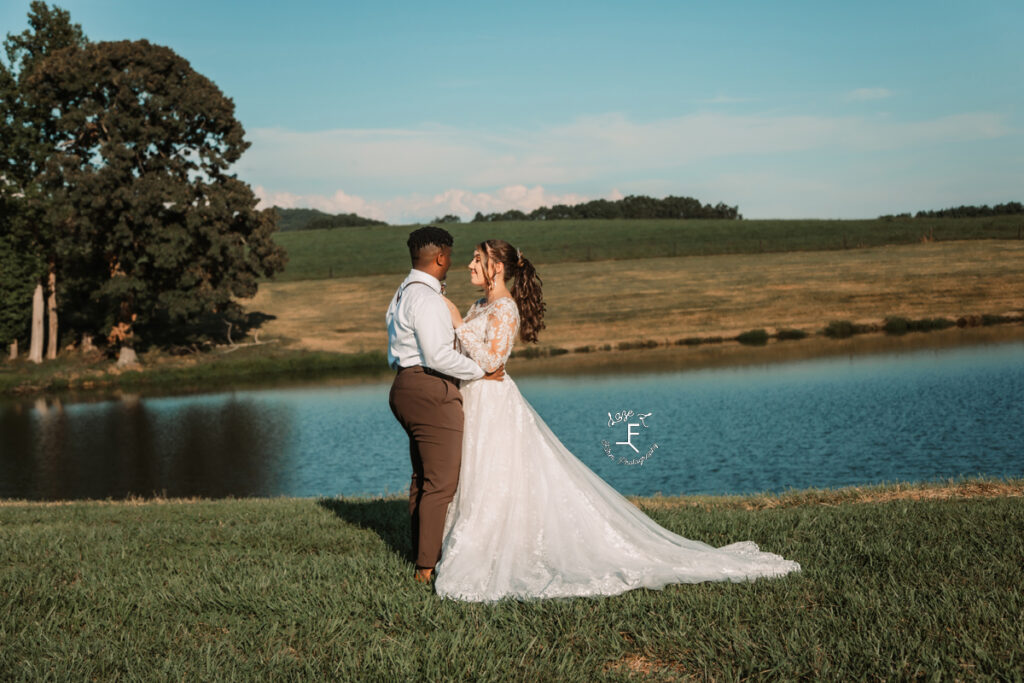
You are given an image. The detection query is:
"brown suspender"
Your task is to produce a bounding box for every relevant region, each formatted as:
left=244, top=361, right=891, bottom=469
left=395, top=280, right=458, bottom=352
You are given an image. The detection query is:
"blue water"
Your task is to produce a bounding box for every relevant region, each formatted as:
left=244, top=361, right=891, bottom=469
left=1, top=342, right=1022, bottom=500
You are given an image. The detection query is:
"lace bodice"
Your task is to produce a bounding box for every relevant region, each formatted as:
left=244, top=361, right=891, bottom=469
left=454, top=297, right=519, bottom=373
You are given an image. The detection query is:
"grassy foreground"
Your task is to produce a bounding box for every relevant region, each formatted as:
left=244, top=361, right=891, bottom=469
left=2, top=480, right=1022, bottom=680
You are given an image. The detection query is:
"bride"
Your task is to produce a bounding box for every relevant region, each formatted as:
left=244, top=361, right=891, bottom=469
left=436, top=239, right=801, bottom=602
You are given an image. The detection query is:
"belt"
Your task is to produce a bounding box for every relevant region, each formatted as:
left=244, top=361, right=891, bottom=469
left=396, top=364, right=461, bottom=387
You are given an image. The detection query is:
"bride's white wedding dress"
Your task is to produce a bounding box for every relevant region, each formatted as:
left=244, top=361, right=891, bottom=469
left=434, top=296, right=800, bottom=602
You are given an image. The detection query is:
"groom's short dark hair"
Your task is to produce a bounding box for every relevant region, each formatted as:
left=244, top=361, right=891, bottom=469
left=407, top=226, right=453, bottom=262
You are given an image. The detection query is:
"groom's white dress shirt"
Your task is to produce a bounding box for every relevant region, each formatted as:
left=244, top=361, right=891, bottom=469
left=386, top=268, right=485, bottom=380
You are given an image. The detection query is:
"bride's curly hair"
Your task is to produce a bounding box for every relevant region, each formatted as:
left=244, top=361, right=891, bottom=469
left=477, top=239, right=546, bottom=343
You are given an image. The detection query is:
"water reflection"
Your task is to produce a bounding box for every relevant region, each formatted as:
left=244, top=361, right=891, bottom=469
left=527, top=342, right=1024, bottom=496
left=0, top=393, right=290, bottom=500
left=1, top=342, right=1022, bottom=500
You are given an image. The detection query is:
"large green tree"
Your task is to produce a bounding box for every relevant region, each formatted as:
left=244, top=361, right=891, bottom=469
left=0, top=1, right=88, bottom=361
left=2, top=1, right=88, bottom=187
left=0, top=197, right=43, bottom=358
left=23, top=37, right=286, bottom=354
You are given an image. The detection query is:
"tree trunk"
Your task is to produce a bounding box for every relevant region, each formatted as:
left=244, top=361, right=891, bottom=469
left=116, top=346, right=140, bottom=368
left=46, top=267, right=58, bottom=360
left=8, top=339, right=17, bottom=360
left=29, top=282, right=44, bottom=364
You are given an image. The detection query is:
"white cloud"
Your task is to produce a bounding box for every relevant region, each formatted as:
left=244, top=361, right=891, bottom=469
left=845, top=87, right=894, bottom=101
left=254, top=187, right=384, bottom=219
left=537, top=111, right=1009, bottom=163
left=240, top=109, right=1014, bottom=222
left=255, top=184, right=597, bottom=225
left=241, top=110, right=1008, bottom=189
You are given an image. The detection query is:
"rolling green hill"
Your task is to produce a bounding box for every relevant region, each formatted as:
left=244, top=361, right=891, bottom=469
left=268, top=215, right=1024, bottom=282
left=272, top=206, right=387, bottom=232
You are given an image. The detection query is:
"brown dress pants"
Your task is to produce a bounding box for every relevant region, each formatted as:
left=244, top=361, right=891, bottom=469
left=388, top=366, right=464, bottom=569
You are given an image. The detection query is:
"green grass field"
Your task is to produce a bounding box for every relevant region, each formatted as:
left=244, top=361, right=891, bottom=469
left=2, top=481, right=1022, bottom=680
left=271, top=215, right=1024, bottom=281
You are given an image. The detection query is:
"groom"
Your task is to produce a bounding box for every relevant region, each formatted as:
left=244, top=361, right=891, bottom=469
left=386, top=226, right=504, bottom=584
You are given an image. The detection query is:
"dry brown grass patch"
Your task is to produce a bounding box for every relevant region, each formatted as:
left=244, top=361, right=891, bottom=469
left=0, top=494, right=210, bottom=508
left=5, top=479, right=1021, bottom=509
left=246, top=240, right=1024, bottom=355
left=604, top=652, right=693, bottom=679
left=633, top=478, right=1024, bottom=512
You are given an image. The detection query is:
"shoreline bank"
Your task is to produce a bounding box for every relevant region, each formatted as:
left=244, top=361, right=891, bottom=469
left=2, top=322, right=1023, bottom=401
left=2, top=476, right=1021, bottom=507
left=507, top=323, right=1024, bottom=378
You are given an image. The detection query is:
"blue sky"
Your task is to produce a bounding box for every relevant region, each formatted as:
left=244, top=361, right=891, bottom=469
left=3, top=0, right=1022, bottom=223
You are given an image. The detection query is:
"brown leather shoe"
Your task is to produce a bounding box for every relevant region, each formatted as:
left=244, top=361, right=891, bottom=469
left=414, top=567, right=434, bottom=583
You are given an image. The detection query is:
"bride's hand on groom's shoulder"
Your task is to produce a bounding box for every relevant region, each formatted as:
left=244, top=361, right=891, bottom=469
left=441, top=296, right=463, bottom=328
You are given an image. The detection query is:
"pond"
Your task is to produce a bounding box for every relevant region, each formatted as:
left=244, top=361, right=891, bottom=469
left=1, top=342, right=1022, bottom=500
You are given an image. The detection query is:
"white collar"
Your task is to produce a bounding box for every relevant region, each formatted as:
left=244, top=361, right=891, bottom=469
left=405, top=268, right=442, bottom=293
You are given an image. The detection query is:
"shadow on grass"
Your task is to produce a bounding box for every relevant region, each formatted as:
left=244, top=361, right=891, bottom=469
left=317, top=497, right=412, bottom=562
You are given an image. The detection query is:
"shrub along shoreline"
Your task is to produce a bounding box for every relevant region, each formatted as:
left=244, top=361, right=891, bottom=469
left=1, top=312, right=1022, bottom=400
left=551, top=310, right=1024, bottom=356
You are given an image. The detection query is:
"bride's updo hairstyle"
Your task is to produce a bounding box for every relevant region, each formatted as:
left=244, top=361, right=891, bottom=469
left=477, top=239, right=546, bottom=343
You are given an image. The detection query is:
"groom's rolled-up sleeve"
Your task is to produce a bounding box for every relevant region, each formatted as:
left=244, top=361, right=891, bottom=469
left=415, top=295, right=485, bottom=381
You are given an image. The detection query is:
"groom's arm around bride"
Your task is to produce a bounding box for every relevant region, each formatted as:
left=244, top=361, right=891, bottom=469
left=385, top=226, right=502, bottom=583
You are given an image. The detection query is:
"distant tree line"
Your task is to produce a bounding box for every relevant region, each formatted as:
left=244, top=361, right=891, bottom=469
left=881, top=202, right=1023, bottom=220
left=914, top=202, right=1023, bottom=218
left=470, top=195, right=741, bottom=223
left=1, top=3, right=286, bottom=364
left=274, top=207, right=387, bottom=231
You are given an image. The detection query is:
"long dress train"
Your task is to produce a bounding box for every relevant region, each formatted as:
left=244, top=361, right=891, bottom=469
left=434, top=296, right=800, bottom=602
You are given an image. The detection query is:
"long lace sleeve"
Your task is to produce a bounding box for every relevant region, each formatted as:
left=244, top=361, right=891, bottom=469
left=455, top=298, right=519, bottom=373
